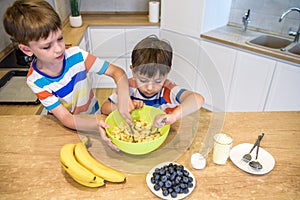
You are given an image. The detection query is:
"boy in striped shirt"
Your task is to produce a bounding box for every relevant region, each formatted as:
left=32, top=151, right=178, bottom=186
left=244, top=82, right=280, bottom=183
left=3, top=0, right=133, bottom=150
left=101, top=35, right=204, bottom=128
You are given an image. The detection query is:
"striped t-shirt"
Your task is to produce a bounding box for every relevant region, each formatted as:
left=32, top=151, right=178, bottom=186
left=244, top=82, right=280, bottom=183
left=26, top=46, right=109, bottom=114
left=108, top=78, right=186, bottom=113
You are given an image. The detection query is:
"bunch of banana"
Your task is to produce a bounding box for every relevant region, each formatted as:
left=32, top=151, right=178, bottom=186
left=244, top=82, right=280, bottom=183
left=60, top=142, right=126, bottom=187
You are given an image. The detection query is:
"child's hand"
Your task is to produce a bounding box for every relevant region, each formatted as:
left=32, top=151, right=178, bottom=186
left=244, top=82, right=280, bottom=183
left=97, top=120, right=119, bottom=151
left=132, top=100, right=144, bottom=109
left=118, top=99, right=135, bottom=125
left=153, top=114, right=177, bottom=128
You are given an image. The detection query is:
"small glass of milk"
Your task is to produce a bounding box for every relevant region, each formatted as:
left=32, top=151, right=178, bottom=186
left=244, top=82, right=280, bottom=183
left=213, top=133, right=233, bottom=165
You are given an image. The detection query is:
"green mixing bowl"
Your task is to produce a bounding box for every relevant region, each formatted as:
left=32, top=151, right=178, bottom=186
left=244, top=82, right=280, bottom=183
left=105, top=105, right=170, bottom=155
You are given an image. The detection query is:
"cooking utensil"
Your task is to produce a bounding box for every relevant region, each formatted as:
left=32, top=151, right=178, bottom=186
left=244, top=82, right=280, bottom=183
left=249, top=135, right=263, bottom=170
left=128, top=123, right=135, bottom=142
left=242, top=133, right=264, bottom=163
left=151, top=117, right=167, bottom=135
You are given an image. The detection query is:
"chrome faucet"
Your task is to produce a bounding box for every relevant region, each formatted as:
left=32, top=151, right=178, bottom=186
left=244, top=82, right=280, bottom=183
left=242, top=9, right=250, bottom=32
left=279, top=7, right=300, bottom=43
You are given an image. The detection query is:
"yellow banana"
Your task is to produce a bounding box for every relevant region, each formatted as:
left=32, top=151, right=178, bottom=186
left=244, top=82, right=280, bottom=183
left=74, top=142, right=126, bottom=183
left=61, top=165, right=104, bottom=187
left=60, top=143, right=105, bottom=187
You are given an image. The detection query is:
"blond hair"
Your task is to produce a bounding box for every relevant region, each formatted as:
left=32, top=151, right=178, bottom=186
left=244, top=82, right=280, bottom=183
left=3, top=0, right=62, bottom=45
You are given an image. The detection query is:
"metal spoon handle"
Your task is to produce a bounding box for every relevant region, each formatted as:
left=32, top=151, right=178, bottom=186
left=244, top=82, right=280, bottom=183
left=249, top=133, right=264, bottom=153
left=255, top=134, right=263, bottom=160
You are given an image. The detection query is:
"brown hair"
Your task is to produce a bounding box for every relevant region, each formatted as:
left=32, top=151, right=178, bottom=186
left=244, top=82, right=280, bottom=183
left=3, top=0, right=62, bottom=45
left=131, top=35, right=172, bottom=78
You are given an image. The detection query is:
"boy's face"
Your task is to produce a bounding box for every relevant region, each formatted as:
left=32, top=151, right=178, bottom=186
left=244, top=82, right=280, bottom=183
left=133, top=72, right=167, bottom=97
left=19, top=29, right=65, bottom=68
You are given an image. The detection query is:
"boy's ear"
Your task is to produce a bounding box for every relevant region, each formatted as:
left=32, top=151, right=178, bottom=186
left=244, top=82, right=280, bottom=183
left=18, top=44, right=34, bottom=56
left=130, top=65, right=133, bottom=70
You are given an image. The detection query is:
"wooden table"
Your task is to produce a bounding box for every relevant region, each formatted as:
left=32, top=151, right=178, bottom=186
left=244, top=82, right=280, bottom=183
left=0, top=111, right=299, bottom=199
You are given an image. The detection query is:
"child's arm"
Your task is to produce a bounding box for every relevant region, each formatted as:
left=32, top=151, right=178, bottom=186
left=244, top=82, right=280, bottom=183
left=101, top=100, right=117, bottom=115
left=104, top=64, right=134, bottom=123
left=154, top=91, right=204, bottom=127
left=50, top=104, right=119, bottom=151
left=101, top=99, right=144, bottom=115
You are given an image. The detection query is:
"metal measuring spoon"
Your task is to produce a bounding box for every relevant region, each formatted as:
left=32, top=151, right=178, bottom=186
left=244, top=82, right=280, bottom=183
left=242, top=133, right=264, bottom=163
left=249, top=135, right=263, bottom=170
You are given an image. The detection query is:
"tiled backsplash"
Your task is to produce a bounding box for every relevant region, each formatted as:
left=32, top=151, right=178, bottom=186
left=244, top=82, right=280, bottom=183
left=80, top=0, right=153, bottom=12
left=229, top=0, right=300, bottom=35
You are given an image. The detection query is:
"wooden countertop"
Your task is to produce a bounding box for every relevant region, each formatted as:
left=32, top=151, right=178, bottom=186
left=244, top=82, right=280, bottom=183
left=0, top=111, right=299, bottom=199
left=201, top=25, right=300, bottom=65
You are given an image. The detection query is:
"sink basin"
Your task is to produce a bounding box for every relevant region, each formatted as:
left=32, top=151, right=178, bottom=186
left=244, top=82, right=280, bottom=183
left=288, top=43, right=300, bottom=55
left=248, top=35, right=292, bottom=49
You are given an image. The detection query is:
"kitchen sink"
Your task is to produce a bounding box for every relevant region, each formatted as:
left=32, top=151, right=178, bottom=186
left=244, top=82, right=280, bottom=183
left=247, top=35, right=292, bottom=49
left=288, top=43, right=300, bottom=55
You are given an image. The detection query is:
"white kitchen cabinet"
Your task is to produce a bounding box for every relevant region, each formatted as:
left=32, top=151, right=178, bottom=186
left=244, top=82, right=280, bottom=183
left=197, top=40, right=236, bottom=111
left=78, top=36, right=86, bottom=50
left=264, top=62, right=300, bottom=111
left=125, top=27, right=160, bottom=57
left=87, top=26, right=159, bottom=88
left=78, top=30, right=88, bottom=51
left=160, top=30, right=200, bottom=90
left=161, top=0, right=232, bottom=37
left=227, top=51, right=276, bottom=112
left=89, top=27, right=126, bottom=58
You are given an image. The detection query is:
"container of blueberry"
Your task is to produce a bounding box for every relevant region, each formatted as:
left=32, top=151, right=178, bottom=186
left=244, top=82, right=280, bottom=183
left=146, top=162, right=196, bottom=199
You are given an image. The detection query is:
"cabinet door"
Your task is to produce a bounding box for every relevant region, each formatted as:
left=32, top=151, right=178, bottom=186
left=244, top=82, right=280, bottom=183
left=89, top=27, right=126, bottom=57
left=160, top=30, right=200, bottom=90
left=227, top=51, right=276, bottom=112
left=161, top=0, right=231, bottom=36
left=198, top=41, right=236, bottom=111
left=264, top=62, right=300, bottom=111
left=125, top=27, right=160, bottom=57
left=161, top=0, right=203, bottom=37
left=78, top=37, right=86, bottom=50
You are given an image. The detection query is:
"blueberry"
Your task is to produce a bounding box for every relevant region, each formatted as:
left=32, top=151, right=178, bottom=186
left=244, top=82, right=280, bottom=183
left=174, top=185, right=181, bottom=193
left=165, top=172, right=171, bottom=179
left=151, top=177, right=156, bottom=184
left=183, top=188, right=189, bottom=194
left=177, top=165, right=184, bottom=171
left=188, top=176, right=193, bottom=182
left=180, top=183, right=187, bottom=189
left=177, top=170, right=183, bottom=177
left=158, top=181, right=164, bottom=187
left=165, top=180, right=172, bottom=188
left=175, top=176, right=181, bottom=184
left=170, top=173, right=176, bottom=181
left=183, top=169, right=189, bottom=176
left=162, top=189, right=169, bottom=196
left=171, top=191, right=177, bottom=198
left=154, top=168, right=160, bottom=173
left=154, top=174, right=160, bottom=181
left=188, top=182, right=194, bottom=188
left=182, top=176, right=189, bottom=183
left=153, top=183, right=160, bottom=191
left=161, top=175, right=167, bottom=182
left=159, top=168, right=166, bottom=175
